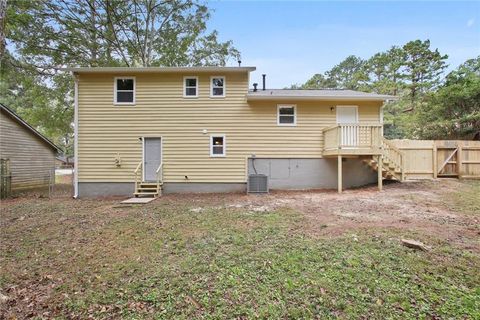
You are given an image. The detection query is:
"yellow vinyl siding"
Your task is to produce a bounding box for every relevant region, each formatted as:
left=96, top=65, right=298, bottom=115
left=77, top=72, right=382, bottom=183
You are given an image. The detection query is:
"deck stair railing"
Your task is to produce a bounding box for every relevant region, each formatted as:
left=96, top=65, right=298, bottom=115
left=382, top=138, right=405, bottom=181
left=134, top=161, right=142, bottom=193
left=133, top=161, right=163, bottom=198
left=156, top=162, right=163, bottom=195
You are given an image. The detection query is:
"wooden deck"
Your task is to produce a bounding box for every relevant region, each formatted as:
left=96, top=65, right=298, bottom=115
left=323, top=123, right=403, bottom=192
left=322, top=123, right=383, bottom=157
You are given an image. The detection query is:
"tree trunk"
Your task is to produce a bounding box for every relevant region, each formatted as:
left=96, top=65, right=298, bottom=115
left=0, top=0, right=6, bottom=59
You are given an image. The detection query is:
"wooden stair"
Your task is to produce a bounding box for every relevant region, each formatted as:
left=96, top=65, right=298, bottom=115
left=362, top=156, right=403, bottom=181
left=134, top=182, right=162, bottom=198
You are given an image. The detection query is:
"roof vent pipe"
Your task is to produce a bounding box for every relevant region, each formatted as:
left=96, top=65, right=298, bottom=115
left=253, top=83, right=258, bottom=92
left=262, top=74, right=266, bottom=91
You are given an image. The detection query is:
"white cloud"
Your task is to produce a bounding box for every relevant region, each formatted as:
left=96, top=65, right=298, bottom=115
left=467, top=18, right=475, bottom=27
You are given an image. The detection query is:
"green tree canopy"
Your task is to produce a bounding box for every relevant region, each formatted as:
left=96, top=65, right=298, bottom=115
left=401, top=39, right=448, bottom=109
left=325, top=55, right=368, bottom=90
left=365, top=46, right=405, bottom=95
left=1, top=0, right=241, bottom=154
left=294, top=39, right=472, bottom=140
left=412, top=57, right=480, bottom=139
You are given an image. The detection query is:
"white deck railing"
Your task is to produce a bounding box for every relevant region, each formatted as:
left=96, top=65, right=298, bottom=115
left=323, top=123, right=383, bottom=152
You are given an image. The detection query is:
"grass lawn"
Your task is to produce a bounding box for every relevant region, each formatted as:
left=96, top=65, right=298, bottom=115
left=1, top=180, right=479, bottom=319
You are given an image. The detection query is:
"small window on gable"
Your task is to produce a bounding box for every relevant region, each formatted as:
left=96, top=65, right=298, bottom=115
left=210, top=76, right=225, bottom=97
left=114, top=77, right=135, bottom=105
left=210, top=135, right=226, bottom=157
left=184, top=76, right=198, bottom=97
left=277, top=105, right=296, bottom=126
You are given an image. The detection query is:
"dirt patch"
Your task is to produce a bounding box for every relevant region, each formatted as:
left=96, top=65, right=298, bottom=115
left=175, top=179, right=479, bottom=249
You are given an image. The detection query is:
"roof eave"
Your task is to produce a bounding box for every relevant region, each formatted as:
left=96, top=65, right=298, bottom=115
left=63, top=66, right=256, bottom=73
left=246, top=95, right=396, bottom=102
left=0, top=104, right=61, bottom=152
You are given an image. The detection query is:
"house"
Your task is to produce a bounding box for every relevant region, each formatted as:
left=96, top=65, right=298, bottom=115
left=67, top=66, right=402, bottom=198
left=0, top=103, right=60, bottom=191
left=56, top=155, right=74, bottom=169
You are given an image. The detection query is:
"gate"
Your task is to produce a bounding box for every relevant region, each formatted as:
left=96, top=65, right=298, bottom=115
left=437, top=142, right=460, bottom=177
left=387, top=140, right=480, bottom=180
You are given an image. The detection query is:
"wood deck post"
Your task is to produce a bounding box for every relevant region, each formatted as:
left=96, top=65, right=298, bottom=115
left=338, top=155, right=342, bottom=193
left=377, top=155, right=383, bottom=191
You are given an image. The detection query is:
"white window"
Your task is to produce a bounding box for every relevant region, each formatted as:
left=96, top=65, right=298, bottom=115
left=277, top=105, right=296, bottom=126
left=210, top=135, right=226, bottom=157
left=184, top=76, right=198, bottom=97
left=114, top=77, right=135, bottom=105
left=210, top=76, right=225, bottom=97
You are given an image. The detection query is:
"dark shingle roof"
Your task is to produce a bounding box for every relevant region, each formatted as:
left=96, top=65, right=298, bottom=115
left=0, top=103, right=60, bottom=152
left=247, top=89, right=395, bottom=101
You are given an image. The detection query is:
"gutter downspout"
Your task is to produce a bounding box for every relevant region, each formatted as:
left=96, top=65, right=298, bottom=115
left=73, top=73, right=79, bottom=198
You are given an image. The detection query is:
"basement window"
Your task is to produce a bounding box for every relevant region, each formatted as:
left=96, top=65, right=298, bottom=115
left=277, top=105, right=296, bottom=126
left=210, top=76, right=225, bottom=97
left=210, top=135, right=226, bottom=157
left=114, top=77, right=135, bottom=105
left=184, top=76, right=198, bottom=97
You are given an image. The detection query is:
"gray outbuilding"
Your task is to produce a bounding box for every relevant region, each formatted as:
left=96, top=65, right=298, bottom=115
left=0, top=103, right=60, bottom=191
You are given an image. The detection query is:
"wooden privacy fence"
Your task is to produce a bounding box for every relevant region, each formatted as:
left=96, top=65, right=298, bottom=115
left=388, top=140, right=480, bottom=180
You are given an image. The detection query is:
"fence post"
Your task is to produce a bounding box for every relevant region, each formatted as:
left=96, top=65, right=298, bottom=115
left=457, top=143, right=463, bottom=178
left=48, top=169, right=52, bottom=198
left=433, top=142, right=438, bottom=179
left=0, top=159, right=12, bottom=199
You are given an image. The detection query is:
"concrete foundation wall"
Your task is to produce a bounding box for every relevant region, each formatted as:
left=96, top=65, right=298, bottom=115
left=78, top=182, right=246, bottom=197
left=78, top=158, right=375, bottom=197
left=163, top=183, right=246, bottom=194
left=78, top=182, right=134, bottom=197
left=248, top=158, right=376, bottom=189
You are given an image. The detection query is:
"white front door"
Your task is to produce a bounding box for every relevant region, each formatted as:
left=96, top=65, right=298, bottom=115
left=336, top=106, right=359, bottom=147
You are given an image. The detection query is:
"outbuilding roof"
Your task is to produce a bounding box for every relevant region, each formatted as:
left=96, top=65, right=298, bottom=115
left=63, top=66, right=256, bottom=73
left=247, top=89, right=395, bottom=101
left=0, top=103, right=60, bottom=152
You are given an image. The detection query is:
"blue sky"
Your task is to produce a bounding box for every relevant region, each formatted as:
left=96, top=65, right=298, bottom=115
left=207, top=1, right=480, bottom=88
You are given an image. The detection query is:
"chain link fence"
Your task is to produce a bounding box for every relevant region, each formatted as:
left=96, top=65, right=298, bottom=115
left=0, top=161, right=73, bottom=199
left=1, top=159, right=12, bottom=199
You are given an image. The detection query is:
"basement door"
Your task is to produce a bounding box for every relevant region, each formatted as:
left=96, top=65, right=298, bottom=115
left=336, top=106, right=359, bottom=147
left=143, top=138, right=162, bottom=181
